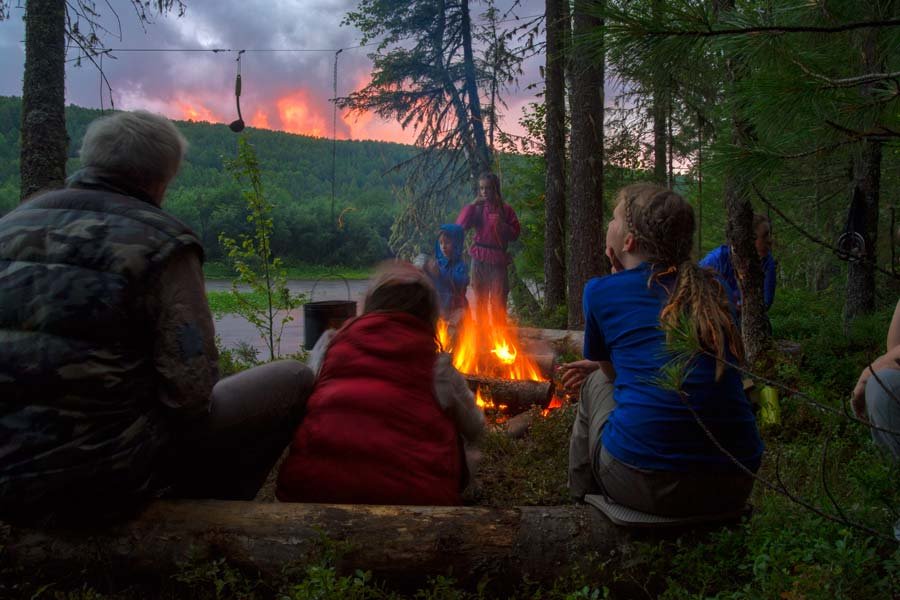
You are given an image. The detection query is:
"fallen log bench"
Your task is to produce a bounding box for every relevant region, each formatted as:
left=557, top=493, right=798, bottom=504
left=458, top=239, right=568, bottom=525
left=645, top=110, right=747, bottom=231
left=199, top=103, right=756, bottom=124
left=1, top=500, right=646, bottom=589
left=1, top=500, right=748, bottom=591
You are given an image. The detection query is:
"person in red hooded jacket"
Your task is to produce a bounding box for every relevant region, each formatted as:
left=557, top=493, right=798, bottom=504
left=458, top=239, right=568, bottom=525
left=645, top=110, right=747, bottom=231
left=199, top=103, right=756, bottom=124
left=276, top=261, right=484, bottom=505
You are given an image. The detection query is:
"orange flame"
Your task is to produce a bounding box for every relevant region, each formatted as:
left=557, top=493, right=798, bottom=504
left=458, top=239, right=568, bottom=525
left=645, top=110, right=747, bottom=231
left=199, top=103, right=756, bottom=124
left=438, top=305, right=544, bottom=382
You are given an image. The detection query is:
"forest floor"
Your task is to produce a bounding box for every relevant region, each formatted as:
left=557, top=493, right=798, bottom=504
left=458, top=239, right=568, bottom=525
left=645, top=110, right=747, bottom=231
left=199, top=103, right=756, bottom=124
left=3, top=288, right=899, bottom=599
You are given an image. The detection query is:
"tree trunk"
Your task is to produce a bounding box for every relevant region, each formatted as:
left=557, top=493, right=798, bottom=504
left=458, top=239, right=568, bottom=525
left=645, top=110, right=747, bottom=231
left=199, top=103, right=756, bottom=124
left=543, top=0, right=568, bottom=313
left=2, top=500, right=633, bottom=590
left=566, top=0, right=606, bottom=330
left=843, top=26, right=883, bottom=326
left=20, top=0, right=67, bottom=201
left=719, top=0, right=769, bottom=364
left=652, top=95, right=667, bottom=186
left=651, top=0, right=667, bottom=187
left=844, top=139, right=882, bottom=325
left=460, top=0, right=491, bottom=174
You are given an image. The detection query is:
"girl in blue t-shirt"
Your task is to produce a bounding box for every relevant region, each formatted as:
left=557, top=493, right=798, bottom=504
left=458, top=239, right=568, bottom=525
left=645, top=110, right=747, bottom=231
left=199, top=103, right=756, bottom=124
left=562, top=183, right=763, bottom=517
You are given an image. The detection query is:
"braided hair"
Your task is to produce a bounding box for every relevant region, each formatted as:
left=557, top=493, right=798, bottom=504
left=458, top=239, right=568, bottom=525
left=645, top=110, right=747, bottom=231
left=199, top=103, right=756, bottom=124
left=618, top=183, right=743, bottom=377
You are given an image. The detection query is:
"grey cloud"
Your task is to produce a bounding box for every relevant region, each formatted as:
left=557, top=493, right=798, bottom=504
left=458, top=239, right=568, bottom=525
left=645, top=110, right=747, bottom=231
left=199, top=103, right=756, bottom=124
left=0, top=0, right=546, bottom=141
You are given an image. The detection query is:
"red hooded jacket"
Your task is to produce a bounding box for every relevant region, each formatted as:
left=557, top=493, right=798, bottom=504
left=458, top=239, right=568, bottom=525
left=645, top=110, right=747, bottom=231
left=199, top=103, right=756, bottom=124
left=276, top=311, right=463, bottom=505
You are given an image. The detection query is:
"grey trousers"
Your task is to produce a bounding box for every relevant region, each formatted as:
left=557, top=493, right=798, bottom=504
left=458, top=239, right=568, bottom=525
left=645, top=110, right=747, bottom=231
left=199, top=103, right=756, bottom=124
left=167, top=359, right=316, bottom=500
left=865, top=369, right=900, bottom=461
left=568, top=370, right=755, bottom=517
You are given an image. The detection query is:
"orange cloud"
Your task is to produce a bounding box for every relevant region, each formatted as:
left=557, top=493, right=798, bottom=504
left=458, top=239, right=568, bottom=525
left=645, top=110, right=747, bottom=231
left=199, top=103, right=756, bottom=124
left=342, top=109, right=416, bottom=145
left=249, top=108, right=270, bottom=130
left=176, top=99, right=219, bottom=123
left=276, top=90, right=328, bottom=137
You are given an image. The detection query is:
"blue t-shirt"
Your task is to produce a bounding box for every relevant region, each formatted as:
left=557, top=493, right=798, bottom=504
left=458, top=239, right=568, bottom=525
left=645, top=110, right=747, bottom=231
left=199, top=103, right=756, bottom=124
left=583, top=263, right=763, bottom=472
left=699, top=245, right=777, bottom=310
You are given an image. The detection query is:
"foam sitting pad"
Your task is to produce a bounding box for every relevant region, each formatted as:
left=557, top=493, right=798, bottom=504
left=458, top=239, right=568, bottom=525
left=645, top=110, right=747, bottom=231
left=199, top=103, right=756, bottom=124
left=585, top=494, right=750, bottom=528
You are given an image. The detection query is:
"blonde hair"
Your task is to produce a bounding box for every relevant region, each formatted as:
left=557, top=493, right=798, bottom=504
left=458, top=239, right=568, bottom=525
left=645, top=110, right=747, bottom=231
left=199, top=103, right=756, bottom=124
left=618, top=183, right=743, bottom=376
left=364, top=261, right=439, bottom=329
left=80, top=110, right=188, bottom=195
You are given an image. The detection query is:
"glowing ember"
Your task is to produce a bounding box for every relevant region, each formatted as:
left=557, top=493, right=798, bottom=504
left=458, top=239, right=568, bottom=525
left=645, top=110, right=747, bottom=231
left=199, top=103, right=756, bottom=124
left=542, top=396, right=563, bottom=417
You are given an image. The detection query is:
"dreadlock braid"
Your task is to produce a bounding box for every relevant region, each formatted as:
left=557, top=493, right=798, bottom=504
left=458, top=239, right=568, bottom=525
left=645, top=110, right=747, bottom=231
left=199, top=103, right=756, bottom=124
left=618, top=183, right=744, bottom=377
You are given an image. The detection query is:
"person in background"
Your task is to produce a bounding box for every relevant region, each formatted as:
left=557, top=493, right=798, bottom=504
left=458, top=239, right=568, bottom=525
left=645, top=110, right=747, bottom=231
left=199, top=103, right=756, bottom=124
left=277, top=261, right=484, bottom=505
left=851, top=298, right=900, bottom=461
left=456, top=171, right=520, bottom=326
left=562, top=183, right=763, bottom=517
left=700, top=213, right=777, bottom=315
left=0, top=110, right=314, bottom=524
left=425, top=223, right=470, bottom=336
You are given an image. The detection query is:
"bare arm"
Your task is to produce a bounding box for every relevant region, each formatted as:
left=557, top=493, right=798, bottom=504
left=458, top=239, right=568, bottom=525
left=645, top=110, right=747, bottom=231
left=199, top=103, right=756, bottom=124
left=887, top=299, right=900, bottom=350
left=434, top=353, right=485, bottom=443
left=851, top=343, right=900, bottom=419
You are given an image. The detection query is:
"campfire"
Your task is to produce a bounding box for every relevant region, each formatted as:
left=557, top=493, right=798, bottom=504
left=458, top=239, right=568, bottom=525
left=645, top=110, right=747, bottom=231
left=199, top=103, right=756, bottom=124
left=437, top=307, right=563, bottom=419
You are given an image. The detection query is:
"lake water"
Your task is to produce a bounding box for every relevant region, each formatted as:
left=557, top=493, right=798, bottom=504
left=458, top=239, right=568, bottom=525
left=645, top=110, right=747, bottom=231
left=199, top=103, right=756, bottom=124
left=207, top=278, right=371, bottom=357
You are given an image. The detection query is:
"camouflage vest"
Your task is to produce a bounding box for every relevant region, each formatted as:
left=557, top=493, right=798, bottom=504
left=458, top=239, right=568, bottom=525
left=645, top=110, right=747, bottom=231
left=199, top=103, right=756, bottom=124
left=0, top=187, right=203, bottom=516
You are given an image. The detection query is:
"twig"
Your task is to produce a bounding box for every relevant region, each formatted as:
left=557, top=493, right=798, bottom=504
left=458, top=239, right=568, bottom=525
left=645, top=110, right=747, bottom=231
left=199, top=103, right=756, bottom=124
left=752, top=185, right=900, bottom=281
left=676, top=389, right=894, bottom=542
left=820, top=438, right=850, bottom=523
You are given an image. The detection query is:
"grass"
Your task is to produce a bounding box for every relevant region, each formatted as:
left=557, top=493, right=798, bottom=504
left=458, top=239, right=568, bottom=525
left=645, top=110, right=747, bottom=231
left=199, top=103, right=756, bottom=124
left=4, top=287, right=899, bottom=599
left=206, top=289, right=289, bottom=317
left=204, top=261, right=373, bottom=281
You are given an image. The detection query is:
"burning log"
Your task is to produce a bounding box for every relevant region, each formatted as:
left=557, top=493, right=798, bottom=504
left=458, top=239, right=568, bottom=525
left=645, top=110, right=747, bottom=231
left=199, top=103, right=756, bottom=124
left=465, top=375, right=554, bottom=413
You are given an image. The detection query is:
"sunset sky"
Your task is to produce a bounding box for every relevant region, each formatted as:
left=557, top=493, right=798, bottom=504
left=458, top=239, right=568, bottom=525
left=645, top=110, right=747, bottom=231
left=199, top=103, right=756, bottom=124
left=0, top=0, right=546, bottom=145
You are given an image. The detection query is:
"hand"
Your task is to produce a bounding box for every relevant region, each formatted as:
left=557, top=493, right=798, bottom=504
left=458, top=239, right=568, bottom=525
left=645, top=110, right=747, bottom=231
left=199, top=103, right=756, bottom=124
left=605, top=246, right=624, bottom=273
left=424, top=258, right=438, bottom=277
left=558, top=360, right=601, bottom=392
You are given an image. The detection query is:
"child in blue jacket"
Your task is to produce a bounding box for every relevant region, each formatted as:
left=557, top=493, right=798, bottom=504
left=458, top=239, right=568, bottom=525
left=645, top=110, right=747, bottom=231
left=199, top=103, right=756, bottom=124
left=426, top=224, right=470, bottom=329
left=700, top=214, right=777, bottom=314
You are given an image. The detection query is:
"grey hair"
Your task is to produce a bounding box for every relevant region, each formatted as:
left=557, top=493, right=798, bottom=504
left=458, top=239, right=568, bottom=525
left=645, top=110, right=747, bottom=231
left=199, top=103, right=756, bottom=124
left=79, top=110, right=188, bottom=193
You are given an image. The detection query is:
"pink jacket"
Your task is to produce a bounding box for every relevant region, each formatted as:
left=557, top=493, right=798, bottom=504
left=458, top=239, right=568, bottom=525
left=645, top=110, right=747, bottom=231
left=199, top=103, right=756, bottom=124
left=456, top=201, right=520, bottom=265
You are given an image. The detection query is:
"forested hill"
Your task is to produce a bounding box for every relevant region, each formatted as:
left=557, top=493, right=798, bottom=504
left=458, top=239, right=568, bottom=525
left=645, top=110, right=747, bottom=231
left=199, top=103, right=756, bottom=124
left=0, top=95, right=467, bottom=267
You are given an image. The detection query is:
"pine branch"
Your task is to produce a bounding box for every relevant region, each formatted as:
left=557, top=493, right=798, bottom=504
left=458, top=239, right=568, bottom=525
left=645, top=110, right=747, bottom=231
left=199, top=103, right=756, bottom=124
left=752, top=185, right=900, bottom=281
left=638, top=19, right=900, bottom=38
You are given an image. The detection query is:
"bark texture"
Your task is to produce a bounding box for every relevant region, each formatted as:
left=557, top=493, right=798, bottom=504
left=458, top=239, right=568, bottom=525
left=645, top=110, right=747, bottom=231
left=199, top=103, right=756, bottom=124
left=20, top=0, right=67, bottom=201
left=843, top=26, right=883, bottom=326
left=464, top=375, right=554, bottom=413
left=566, top=0, right=606, bottom=329
left=719, top=0, right=769, bottom=364
left=844, top=140, right=882, bottom=325
left=543, top=0, right=568, bottom=313
left=2, top=500, right=632, bottom=589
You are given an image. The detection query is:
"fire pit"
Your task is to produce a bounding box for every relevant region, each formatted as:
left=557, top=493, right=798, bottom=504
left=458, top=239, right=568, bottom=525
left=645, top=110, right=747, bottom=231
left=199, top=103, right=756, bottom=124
left=437, top=307, right=563, bottom=419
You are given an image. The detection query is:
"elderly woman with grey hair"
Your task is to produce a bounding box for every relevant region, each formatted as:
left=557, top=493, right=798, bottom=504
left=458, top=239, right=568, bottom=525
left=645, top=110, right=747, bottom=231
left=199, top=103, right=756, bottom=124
left=0, top=110, right=314, bottom=524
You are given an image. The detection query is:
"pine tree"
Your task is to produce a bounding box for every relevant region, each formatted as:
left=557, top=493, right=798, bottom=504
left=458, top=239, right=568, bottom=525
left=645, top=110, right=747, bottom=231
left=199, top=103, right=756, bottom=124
left=543, top=0, right=568, bottom=313
left=567, top=0, right=607, bottom=329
